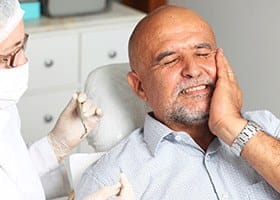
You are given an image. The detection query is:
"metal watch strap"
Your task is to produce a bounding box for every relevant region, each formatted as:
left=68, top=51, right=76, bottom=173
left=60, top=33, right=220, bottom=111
left=231, top=120, right=263, bottom=156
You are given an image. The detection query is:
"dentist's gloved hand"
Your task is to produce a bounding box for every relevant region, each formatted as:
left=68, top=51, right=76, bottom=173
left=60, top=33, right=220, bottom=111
left=84, top=173, right=135, bottom=200
left=117, top=173, right=135, bottom=200
left=83, top=182, right=121, bottom=200
left=48, top=92, right=102, bottom=162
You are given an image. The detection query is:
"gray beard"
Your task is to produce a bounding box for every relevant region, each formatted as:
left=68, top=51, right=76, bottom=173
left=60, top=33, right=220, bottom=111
left=165, top=100, right=209, bottom=126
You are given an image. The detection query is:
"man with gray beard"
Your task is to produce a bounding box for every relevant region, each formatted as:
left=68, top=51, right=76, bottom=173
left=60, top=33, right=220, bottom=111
left=76, top=5, right=280, bottom=200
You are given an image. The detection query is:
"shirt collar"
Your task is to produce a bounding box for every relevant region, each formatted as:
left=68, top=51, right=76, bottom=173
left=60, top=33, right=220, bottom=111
left=143, top=113, right=173, bottom=156
left=143, top=112, right=223, bottom=156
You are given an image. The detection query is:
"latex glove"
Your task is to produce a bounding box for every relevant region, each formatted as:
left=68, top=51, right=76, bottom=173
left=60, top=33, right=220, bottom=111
left=83, top=183, right=121, bottom=200
left=117, top=173, right=135, bottom=200
left=48, top=92, right=102, bottom=162
left=84, top=173, right=135, bottom=200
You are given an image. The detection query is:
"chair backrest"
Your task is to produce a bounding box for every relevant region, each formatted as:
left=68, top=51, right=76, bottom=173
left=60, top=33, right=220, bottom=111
left=84, top=63, right=147, bottom=152
left=66, top=63, right=147, bottom=193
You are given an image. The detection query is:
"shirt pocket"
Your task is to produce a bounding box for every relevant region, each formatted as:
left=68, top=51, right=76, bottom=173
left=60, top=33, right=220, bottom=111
left=245, top=181, right=280, bottom=200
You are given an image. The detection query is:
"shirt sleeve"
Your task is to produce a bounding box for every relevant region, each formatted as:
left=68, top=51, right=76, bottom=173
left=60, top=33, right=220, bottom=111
left=0, top=169, right=21, bottom=199
left=243, top=110, right=280, bottom=138
left=75, top=154, right=120, bottom=200
left=28, top=136, right=72, bottom=198
left=76, top=172, right=104, bottom=200
left=28, top=136, right=58, bottom=176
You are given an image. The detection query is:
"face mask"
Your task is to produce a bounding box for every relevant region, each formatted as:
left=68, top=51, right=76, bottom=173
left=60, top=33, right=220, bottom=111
left=0, top=62, right=29, bottom=109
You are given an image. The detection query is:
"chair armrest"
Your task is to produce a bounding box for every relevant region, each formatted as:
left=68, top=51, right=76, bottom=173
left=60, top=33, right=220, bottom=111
left=64, top=152, right=105, bottom=192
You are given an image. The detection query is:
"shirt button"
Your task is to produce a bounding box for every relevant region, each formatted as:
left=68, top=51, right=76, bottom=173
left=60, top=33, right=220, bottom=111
left=175, top=135, right=181, bottom=141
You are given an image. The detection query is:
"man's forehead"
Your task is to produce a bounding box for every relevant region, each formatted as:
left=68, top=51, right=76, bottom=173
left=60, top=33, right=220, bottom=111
left=129, top=6, right=214, bottom=70
left=145, top=6, right=205, bottom=26
left=138, top=9, right=211, bottom=42
left=140, top=23, right=215, bottom=54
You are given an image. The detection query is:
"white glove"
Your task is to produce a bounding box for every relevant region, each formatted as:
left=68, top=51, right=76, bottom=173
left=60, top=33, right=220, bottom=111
left=117, top=173, right=135, bottom=200
left=83, top=183, right=121, bottom=200
left=48, top=92, right=102, bottom=162
left=84, top=173, right=135, bottom=200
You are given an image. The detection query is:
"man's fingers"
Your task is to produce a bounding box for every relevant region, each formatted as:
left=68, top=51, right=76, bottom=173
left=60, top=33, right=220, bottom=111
left=216, top=48, right=236, bottom=81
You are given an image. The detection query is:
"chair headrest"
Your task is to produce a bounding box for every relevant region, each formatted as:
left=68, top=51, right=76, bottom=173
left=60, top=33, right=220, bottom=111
left=84, top=63, right=146, bottom=152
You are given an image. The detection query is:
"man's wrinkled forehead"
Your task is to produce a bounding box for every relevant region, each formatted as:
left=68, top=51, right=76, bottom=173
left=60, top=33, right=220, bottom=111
left=129, top=6, right=214, bottom=65
left=136, top=7, right=212, bottom=44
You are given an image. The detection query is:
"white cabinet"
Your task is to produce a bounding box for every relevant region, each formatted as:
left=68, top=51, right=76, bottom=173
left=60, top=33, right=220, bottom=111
left=18, top=89, right=74, bottom=143
left=26, top=33, right=79, bottom=91
left=81, top=23, right=135, bottom=84
left=18, top=2, right=145, bottom=144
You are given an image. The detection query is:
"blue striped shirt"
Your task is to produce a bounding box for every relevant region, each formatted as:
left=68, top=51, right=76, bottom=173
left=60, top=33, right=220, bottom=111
left=76, top=110, right=280, bottom=200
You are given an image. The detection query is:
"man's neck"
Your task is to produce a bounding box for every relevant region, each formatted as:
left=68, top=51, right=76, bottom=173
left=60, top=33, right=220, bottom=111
left=169, top=121, right=215, bottom=151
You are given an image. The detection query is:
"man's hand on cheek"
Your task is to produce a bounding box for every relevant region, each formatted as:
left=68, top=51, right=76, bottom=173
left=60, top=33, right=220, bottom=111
left=208, top=48, right=247, bottom=145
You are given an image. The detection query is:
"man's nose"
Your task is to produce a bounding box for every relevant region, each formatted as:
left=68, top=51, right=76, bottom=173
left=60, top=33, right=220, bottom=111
left=181, top=57, right=202, bottom=78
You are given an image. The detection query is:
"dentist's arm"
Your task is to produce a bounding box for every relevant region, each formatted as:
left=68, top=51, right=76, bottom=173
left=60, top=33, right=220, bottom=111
left=29, top=92, right=102, bottom=198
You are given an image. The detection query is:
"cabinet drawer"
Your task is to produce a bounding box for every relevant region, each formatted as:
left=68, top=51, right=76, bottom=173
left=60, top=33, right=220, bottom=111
left=81, top=23, right=136, bottom=84
left=18, top=89, right=75, bottom=144
left=26, top=33, right=79, bottom=90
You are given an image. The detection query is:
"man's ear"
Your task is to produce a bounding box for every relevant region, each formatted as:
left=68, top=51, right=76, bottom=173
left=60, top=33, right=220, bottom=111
left=127, top=71, right=147, bottom=101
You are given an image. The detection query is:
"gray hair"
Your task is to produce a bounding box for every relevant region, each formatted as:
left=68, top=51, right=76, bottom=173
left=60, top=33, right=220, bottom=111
left=0, top=0, right=24, bottom=42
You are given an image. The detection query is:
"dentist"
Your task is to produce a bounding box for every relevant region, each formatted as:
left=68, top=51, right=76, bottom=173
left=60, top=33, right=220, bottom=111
left=0, top=0, right=102, bottom=199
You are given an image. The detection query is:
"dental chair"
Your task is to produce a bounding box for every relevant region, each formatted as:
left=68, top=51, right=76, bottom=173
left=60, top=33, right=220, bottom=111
left=65, top=63, right=147, bottom=196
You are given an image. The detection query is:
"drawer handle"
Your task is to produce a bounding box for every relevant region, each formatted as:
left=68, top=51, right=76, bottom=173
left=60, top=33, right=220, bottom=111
left=108, top=50, right=117, bottom=59
left=44, top=114, right=53, bottom=123
left=44, top=59, right=54, bottom=68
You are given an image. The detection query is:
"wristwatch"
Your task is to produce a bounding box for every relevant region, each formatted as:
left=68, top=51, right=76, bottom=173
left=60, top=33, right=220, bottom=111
left=231, top=120, right=263, bottom=156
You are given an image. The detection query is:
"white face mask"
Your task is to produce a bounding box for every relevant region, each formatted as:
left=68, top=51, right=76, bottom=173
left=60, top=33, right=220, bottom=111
left=0, top=62, right=29, bottom=109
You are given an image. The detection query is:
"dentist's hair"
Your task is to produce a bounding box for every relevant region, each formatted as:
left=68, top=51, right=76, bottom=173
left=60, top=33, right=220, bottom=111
left=0, top=0, right=24, bottom=42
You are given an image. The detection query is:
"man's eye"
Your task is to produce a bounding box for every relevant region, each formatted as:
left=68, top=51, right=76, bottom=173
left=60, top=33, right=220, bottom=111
left=160, top=55, right=180, bottom=66
left=196, top=53, right=211, bottom=57
left=163, top=58, right=178, bottom=65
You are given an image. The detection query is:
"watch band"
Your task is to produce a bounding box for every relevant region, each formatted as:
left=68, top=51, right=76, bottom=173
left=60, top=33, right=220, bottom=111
left=231, top=120, right=263, bottom=156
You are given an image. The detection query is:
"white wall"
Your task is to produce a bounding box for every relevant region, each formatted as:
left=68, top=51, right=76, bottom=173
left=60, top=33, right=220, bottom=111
left=168, top=0, right=280, bottom=117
